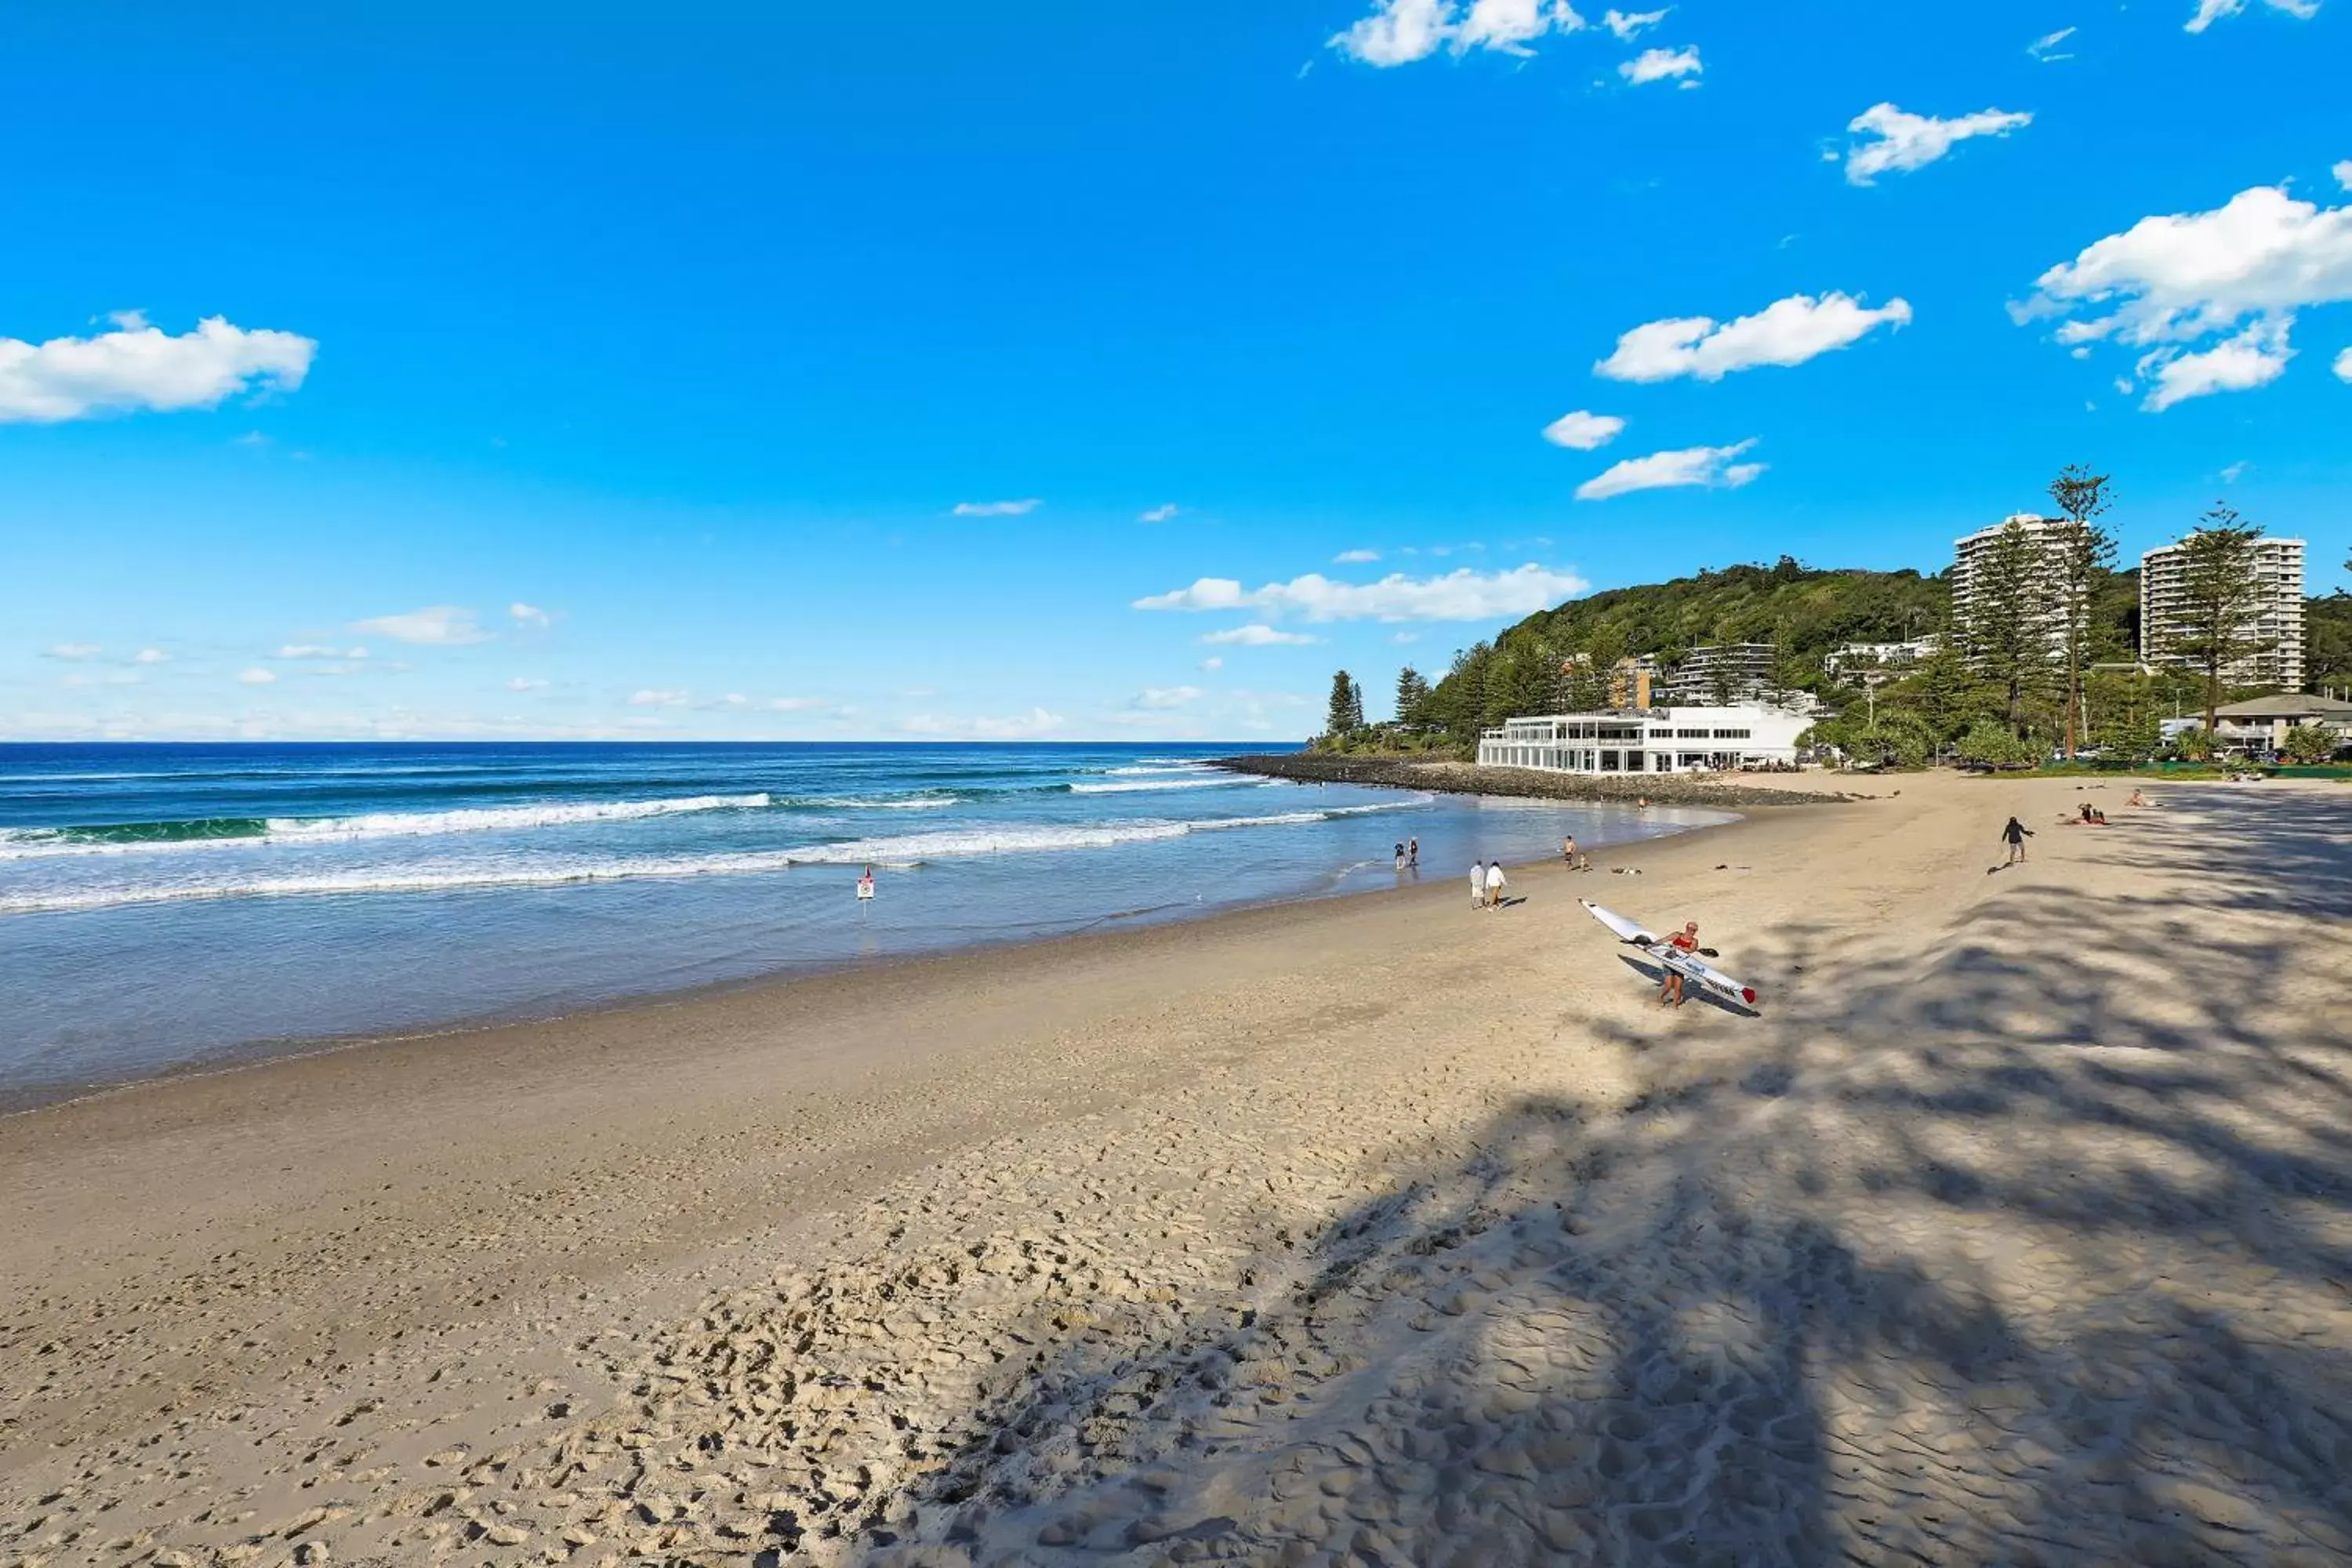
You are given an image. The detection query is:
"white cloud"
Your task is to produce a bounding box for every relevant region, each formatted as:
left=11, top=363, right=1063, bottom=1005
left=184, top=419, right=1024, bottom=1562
left=2220, top=460, right=2250, bottom=483
left=1596, top=292, right=1911, bottom=381
left=1135, top=685, right=1203, bottom=710
left=1334, top=548, right=1383, bottom=564
left=507, top=677, right=550, bottom=691
left=1457, top=0, right=1585, bottom=54
left=2139, top=318, right=2295, bottom=410
left=276, top=643, right=368, bottom=659
left=1200, top=656, right=1225, bottom=671
left=510, top=602, right=551, bottom=628
left=1138, top=503, right=1180, bottom=524
left=1575, top=440, right=1766, bottom=501
left=1201, top=625, right=1323, bottom=647
left=2021, top=181, right=2352, bottom=408
left=238, top=667, right=277, bottom=685
left=2336, top=345, right=2352, bottom=381
left=1618, top=45, right=1700, bottom=85
left=45, top=643, right=101, bottom=660
left=2336, top=161, right=2352, bottom=192
left=1845, top=103, right=2032, bottom=186
left=133, top=648, right=169, bottom=664
left=1602, top=7, right=1667, bottom=40
left=2027, top=26, right=2078, bottom=60
left=1140, top=562, right=1588, bottom=622
left=0, top=314, right=315, bottom=423
left=350, top=606, right=492, bottom=646
left=2186, top=0, right=2318, bottom=34
left=769, top=697, right=823, bottom=712
left=1330, top=0, right=1584, bottom=65
left=900, top=708, right=1066, bottom=739
left=952, top=498, right=1040, bottom=517
left=1541, top=408, right=1626, bottom=449
left=628, top=688, right=690, bottom=707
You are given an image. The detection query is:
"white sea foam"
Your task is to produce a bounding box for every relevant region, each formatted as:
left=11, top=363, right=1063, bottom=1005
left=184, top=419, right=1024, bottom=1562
left=268, top=793, right=773, bottom=840
left=1067, top=777, right=1247, bottom=794
left=0, top=798, right=1432, bottom=915
left=792, top=795, right=960, bottom=810
left=0, top=793, right=775, bottom=860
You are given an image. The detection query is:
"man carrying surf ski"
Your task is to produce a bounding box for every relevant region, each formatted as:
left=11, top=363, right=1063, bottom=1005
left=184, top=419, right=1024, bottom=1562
left=1658, top=920, right=1700, bottom=1007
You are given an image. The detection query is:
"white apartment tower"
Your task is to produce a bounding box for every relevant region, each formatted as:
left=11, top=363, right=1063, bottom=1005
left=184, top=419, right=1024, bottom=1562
left=1949, top=515, right=2086, bottom=666
left=2140, top=535, right=2306, bottom=692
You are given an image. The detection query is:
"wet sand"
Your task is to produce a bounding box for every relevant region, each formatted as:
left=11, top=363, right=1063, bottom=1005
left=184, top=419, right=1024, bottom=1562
left=3, top=771, right=2349, bottom=1567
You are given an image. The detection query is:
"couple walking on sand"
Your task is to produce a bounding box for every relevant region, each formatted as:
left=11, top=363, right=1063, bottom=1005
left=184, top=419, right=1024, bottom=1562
left=1471, top=858, right=1508, bottom=909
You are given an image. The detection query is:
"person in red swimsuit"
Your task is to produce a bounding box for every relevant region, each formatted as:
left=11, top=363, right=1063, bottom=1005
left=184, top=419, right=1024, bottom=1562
left=1659, top=920, right=1700, bottom=1007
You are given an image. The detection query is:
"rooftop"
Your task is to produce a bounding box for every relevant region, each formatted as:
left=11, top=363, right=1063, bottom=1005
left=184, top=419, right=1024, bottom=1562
left=2210, top=693, right=2352, bottom=720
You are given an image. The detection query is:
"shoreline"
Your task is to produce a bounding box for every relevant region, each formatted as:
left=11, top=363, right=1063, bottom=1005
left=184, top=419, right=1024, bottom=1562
left=1214, top=750, right=1859, bottom=807
left=6, top=774, right=2349, bottom=1566
left=0, top=792, right=1756, bottom=1120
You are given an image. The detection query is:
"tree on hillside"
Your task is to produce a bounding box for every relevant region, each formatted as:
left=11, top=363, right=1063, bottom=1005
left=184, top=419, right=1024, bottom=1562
left=1324, top=670, right=1364, bottom=739
left=1902, top=639, right=1983, bottom=746
left=2162, top=507, right=2270, bottom=736
left=1961, top=519, right=2058, bottom=735
left=2047, top=464, right=2115, bottom=759
left=1394, top=666, right=1431, bottom=727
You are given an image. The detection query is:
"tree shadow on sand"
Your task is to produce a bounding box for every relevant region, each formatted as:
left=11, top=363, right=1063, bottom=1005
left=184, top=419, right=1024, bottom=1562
left=866, top=789, right=2352, bottom=1566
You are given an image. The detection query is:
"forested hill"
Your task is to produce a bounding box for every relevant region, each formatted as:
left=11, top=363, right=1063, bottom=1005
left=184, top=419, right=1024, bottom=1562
left=1501, top=558, right=1952, bottom=671
left=1410, top=559, right=1956, bottom=740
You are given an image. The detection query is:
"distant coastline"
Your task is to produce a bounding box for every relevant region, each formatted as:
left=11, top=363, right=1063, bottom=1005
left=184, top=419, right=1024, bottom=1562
left=1214, top=751, right=1857, bottom=808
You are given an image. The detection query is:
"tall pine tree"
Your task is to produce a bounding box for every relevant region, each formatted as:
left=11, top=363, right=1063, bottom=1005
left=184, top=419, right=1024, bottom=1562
left=2163, top=507, right=2270, bottom=736
left=2046, top=465, right=2115, bottom=759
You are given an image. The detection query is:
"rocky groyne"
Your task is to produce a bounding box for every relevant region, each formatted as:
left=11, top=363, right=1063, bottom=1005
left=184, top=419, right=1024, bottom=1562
left=1214, top=752, right=1857, bottom=808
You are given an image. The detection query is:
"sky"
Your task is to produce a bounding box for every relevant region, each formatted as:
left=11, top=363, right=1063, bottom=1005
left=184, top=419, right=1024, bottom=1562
left=2, top=0, right=2347, bottom=742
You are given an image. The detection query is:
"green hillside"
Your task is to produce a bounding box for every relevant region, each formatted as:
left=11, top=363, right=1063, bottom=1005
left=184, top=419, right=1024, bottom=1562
left=1410, top=558, right=1948, bottom=742
left=1404, top=555, right=2154, bottom=751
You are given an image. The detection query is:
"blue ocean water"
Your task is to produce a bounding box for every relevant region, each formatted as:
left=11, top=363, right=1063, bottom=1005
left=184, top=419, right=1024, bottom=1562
left=0, top=742, right=1730, bottom=1105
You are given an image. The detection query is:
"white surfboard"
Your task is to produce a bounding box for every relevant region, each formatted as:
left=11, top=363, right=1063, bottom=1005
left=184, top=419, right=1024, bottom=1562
left=1581, top=899, right=1759, bottom=1008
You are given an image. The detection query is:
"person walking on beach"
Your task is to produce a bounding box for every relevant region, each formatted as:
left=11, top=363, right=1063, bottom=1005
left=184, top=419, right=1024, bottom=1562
left=1471, top=860, right=1486, bottom=909
left=2001, top=817, right=2033, bottom=865
left=1658, top=920, right=1700, bottom=1007
left=1484, top=860, right=1508, bottom=909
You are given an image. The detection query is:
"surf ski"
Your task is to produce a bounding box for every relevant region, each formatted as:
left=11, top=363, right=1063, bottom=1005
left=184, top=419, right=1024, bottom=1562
left=1580, top=898, right=1759, bottom=1008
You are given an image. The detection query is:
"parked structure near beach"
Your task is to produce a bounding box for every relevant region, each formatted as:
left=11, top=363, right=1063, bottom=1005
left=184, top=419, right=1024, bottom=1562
left=1478, top=702, right=1812, bottom=774
left=2209, top=691, right=2352, bottom=752
left=1656, top=642, right=1779, bottom=704
left=1823, top=634, right=1942, bottom=677
left=2140, top=535, right=2306, bottom=692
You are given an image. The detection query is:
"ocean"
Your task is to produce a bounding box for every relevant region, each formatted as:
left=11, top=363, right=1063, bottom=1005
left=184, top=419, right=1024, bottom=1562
left=0, top=742, right=1730, bottom=1107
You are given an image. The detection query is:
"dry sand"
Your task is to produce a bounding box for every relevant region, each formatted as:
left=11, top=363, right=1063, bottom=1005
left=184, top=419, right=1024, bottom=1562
left=3, top=771, right=2349, bottom=1567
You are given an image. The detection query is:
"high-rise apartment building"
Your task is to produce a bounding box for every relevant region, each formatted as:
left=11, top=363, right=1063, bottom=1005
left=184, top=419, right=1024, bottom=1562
left=1949, top=515, right=2085, bottom=666
left=2139, top=535, right=2306, bottom=692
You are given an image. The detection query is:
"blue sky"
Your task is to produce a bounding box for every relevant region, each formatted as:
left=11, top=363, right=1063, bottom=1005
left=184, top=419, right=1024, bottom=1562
left=3, top=0, right=2347, bottom=742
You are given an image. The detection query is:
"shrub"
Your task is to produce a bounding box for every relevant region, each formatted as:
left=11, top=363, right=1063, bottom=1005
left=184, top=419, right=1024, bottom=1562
left=2282, top=723, right=2341, bottom=765
left=1957, top=720, right=2038, bottom=770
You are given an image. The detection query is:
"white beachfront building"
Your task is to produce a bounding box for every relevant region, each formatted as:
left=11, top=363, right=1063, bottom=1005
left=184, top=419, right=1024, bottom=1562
left=1476, top=703, right=1813, bottom=775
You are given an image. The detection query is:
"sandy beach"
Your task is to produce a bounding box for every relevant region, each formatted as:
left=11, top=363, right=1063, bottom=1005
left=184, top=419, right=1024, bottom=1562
left=5, top=770, right=2350, bottom=1567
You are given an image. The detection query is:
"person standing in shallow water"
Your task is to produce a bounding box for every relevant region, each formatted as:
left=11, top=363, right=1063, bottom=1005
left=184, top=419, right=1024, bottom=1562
left=1407, top=837, right=1418, bottom=869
